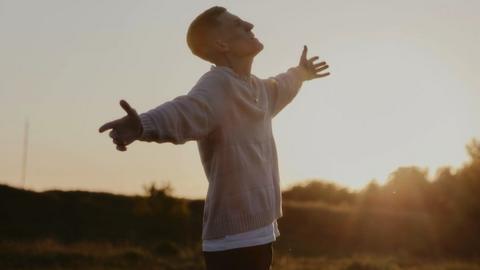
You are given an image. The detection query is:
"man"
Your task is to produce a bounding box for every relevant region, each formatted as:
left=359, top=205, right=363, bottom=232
left=99, top=6, right=330, bottom=270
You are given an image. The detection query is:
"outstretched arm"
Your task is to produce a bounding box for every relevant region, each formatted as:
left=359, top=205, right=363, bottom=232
left=265, top=45, right=330, bottom=117
left=137, top=83, right=226, bottom=145
left=98, top=75, right=227, bottom=151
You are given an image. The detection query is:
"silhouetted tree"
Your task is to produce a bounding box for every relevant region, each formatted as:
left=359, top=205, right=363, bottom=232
left=282, top=179, right=356, bottom=205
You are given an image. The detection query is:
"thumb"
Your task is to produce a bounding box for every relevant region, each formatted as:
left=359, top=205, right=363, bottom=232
left=300, top=45, right=307, bottom=63
left=120, top=99, right=138, bottom=117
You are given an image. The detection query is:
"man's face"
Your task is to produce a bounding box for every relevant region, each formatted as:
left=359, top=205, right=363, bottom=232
left=214, top=11, right=264, bottom=58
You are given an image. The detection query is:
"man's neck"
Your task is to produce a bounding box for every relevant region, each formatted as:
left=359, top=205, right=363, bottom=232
left=215, top=55, right=254, bottom=78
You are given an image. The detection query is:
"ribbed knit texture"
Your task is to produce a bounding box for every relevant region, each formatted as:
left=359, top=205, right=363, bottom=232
left=138, top=65, right=303, bottom=240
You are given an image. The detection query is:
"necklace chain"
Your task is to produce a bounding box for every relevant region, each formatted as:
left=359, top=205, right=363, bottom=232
left=244, top=77, right=259, bottom=104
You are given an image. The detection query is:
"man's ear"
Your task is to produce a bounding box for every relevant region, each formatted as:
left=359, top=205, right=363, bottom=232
left=213, top=39, right=229, bottom=53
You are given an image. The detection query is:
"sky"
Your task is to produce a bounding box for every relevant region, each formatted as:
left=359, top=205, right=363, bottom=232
left=1, top=0, right=479, bottom=199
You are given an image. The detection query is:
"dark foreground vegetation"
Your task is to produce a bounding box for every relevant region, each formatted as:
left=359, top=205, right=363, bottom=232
left=1, top=138, right=479, bottom=269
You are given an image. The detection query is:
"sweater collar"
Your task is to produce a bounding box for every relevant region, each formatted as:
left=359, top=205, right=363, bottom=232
left=211, top=65, right=253, bottom=83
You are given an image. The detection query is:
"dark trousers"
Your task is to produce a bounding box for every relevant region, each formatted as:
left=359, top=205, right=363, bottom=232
left=203, top=242, right=273, bottom=270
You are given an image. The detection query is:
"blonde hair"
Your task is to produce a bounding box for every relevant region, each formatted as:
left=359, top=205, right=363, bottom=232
left=186, top=6, right=227, bottom=63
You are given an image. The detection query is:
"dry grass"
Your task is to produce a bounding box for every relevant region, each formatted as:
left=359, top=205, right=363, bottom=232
left=1, top=239, right=479, bottom=270
left=0, top=238, right=204, bottom=270
left=274, top=253, right=480, bottom=270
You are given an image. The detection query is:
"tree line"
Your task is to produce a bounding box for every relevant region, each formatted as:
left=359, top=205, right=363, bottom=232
left=1, top=138, right=478, bottom=258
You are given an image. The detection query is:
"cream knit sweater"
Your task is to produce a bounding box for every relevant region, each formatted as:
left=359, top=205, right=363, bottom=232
left=138, top=64, right=303, bottom=240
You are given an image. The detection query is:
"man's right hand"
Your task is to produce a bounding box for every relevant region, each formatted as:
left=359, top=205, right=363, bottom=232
left=98, top=99, right=143, bottom=152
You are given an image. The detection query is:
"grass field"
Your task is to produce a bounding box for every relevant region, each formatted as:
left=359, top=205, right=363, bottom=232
left=1, top=239, right=479, bottom=270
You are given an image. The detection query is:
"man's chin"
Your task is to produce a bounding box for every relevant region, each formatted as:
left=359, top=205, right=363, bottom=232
left=253, top=42, right=264, bottom=55
left=237, top=42, right=263, bottom=58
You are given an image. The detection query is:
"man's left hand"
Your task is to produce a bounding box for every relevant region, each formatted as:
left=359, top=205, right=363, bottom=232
left=296, top=45, right=330, bottom=81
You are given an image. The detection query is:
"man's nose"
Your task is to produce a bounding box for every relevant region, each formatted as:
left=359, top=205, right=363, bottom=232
left=244, top=21, right=254, bottom=31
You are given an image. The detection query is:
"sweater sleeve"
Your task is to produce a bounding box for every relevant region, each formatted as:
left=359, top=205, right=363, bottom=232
left=137, top=74, right=227, bottom=144
left=264, top=67, right=304, bottom=118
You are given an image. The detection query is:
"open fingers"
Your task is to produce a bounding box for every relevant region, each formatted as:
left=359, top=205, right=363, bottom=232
left=109, top=129, right=127, bottom=150
left=109, top=129, right=126, bottom=146
left=113, top=138, right=125, bottom=146
left=99, top=119, right=121, bottom=133
left=314, top=72, right=331, bottom=79
left=315, top=64, right=329, bottom=73
left=116, top=144, right=127, bottom=151
left=313, top=61, right=327, bottom=68
left=301, top=45, right=307, bottom=61
left=308, top=56, right=319, bottom=63
left=110, top=130, right=124, bottom=144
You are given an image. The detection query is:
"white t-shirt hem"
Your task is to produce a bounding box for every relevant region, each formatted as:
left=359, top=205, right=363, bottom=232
left=202, top=220, right=280, bottom=252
